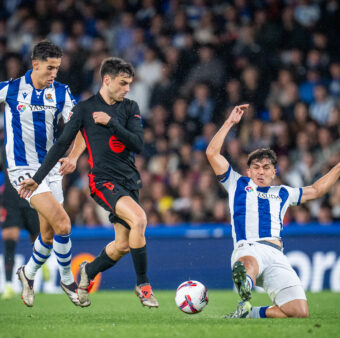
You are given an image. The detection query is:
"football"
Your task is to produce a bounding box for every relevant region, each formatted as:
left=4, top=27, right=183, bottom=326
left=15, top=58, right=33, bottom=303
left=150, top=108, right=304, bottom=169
left=175, top=280, right=209, bottom=314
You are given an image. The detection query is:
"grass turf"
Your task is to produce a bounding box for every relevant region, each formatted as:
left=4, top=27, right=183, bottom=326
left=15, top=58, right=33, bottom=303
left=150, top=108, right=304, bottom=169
left=0, top=291, right=339, bottom=338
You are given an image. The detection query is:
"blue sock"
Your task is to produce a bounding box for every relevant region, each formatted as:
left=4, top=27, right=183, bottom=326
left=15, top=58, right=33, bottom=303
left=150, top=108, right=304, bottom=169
left=250, top=306, right=269, bottom=318
left=53, top=233, right=74, bottom=285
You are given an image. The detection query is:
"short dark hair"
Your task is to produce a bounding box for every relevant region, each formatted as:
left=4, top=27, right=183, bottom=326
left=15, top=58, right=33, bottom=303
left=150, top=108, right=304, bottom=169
left=100, top=57, right=135, bottom=81
left=247, top=148, right=277, bottom=167
left=31, top=40, right=62, bottom=61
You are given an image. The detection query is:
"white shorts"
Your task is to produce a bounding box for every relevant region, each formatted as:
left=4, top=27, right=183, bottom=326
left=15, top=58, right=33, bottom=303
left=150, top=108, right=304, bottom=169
left=8, top=167, right=64, bottom=204
left=231, top=241, right=306, bottom=306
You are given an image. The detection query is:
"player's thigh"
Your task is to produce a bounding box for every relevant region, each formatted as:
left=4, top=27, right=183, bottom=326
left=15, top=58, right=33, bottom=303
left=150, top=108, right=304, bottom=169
left=113, top=223, right=130, bottom=252
left=30, top=192, right=69, bottom=233
left=231, top=242, right=264, bottom=277
left=261, top=250, right=305, bottom=304
left=115, top=196, right=147, bottom=229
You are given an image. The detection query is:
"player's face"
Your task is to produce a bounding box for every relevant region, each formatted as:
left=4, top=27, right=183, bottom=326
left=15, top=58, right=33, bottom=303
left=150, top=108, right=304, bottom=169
left=247, top=158, right=276, bottom=187
left=107, top=73, right=133, bottom=102
left=32, top=57, right=61, bottom=88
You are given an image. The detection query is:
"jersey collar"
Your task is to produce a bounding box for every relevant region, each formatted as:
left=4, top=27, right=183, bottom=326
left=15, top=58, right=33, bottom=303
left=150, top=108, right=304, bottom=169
left=24, top=69, right=53, bottom=90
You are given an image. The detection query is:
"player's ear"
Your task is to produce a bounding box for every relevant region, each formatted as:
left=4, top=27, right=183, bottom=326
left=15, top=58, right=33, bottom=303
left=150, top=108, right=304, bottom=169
left=246, top=168, right=251, bottom=178
left=103, top=74, right=111, bottom=87
left=272, top=168, right=277, bottom=179
left=32, top=60, right=39, bottom=70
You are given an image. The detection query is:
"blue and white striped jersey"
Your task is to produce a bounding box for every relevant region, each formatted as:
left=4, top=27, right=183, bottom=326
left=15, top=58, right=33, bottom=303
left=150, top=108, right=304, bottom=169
left=0, top=70, right=76, bottom=170
left=219, top=166, right=302, bottom=245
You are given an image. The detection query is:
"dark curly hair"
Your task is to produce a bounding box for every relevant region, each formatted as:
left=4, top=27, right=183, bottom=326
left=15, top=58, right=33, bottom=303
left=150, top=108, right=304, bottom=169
left=247, top=148, right=277, bottom=167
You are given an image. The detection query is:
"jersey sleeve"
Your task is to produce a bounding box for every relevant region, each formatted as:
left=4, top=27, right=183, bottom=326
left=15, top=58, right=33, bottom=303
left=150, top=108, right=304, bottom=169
left=106, top=100, right=144, bottom=153
left=61, top=86, right=77, bottom=123
left=217, top=165, right=242, bottom=193
left=282, top=185, right=303, bottom=206
left=33, top=105, right=83, bottom=184
left=0, top=81, right=9, bottom=103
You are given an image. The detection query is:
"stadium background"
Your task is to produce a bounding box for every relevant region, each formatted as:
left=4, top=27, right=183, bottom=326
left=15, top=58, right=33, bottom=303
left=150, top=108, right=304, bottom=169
left=0, top=0, right=339, bottom=293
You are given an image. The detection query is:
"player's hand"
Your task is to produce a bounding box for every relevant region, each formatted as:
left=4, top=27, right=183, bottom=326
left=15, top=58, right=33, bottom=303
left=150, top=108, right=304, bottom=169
left=59, top=157, right=77, bottom=175
left=226, top=104, right=249, bottom=125
left=93, top=111, right=111, bottom=126
left=18, top=179, right=38, bottom=199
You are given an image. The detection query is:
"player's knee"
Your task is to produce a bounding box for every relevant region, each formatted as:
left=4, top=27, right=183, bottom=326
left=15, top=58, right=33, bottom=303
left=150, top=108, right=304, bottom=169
left=115, top=242, right=130, bottom=255
left=282, top=303, right=309, bottom=318
left=55, top=214, right=71, bottom=235
left=130, top=213, right=147, bottom=234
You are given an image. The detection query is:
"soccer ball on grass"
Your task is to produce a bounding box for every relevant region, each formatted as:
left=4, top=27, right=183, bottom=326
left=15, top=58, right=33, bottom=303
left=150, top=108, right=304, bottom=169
left=175, top=280, right=209, bottom=314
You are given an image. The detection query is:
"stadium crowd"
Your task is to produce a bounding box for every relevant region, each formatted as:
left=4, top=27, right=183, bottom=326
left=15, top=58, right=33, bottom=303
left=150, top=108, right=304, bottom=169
left=0, top=0, right=340, bottom=226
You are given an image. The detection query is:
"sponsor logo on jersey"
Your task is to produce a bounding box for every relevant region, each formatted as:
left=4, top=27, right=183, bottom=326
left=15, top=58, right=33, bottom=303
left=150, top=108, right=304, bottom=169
left=22, top=92, right=27, bottom=99
left=109, top=135, right=125, bottom=153
left=245, top=186, right=254, bottom=193
left=45, top=93, right=53, bottom=102
left=17, top=104, right=26, bottom=112
left=257, top=192, right=282, bottom=201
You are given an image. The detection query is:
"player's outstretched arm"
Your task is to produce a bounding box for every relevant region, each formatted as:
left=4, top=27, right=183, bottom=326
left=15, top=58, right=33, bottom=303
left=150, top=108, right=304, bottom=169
left=300, top=162, right=340, bottom=203
left=206, top=104, right=249, bottom=175
left=59, top=131, right=86, bottom=175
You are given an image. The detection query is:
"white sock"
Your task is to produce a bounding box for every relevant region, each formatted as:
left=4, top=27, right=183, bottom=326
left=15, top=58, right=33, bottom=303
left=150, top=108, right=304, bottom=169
left=250, top=306, right=269, bottom=318
left=53, top=233, right=74, bottom=285
left=25, top=234, right=52, bottom=280
left=246, top=275, right=254, bottom=289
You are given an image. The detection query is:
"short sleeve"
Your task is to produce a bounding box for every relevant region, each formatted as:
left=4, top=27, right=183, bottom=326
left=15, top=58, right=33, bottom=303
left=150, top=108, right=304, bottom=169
left=282, top=185, right=303, bottom=206
left=61, top=86, right=77, bottom=122
left=217, top=165, right=242, bottom=193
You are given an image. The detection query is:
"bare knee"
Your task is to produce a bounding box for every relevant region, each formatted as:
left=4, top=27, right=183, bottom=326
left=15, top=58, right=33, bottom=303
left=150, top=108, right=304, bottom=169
left=115, top=242, right=130, bottom=255
left=54, top=213, right=71, bottom=235
left=281, top=301, right=309, bottom=318
left=130, top=212, right=147, bottom=234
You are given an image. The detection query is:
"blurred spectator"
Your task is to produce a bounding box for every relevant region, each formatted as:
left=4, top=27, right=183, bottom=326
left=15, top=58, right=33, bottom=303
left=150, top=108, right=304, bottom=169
left=0, top=1, right=339, bottom=227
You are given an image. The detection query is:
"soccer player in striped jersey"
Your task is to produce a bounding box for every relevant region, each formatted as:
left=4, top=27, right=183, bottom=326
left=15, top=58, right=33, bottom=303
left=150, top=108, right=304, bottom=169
left=206, top=104, right=340, bottom=318
left=0, top=40, right=86, bottom=307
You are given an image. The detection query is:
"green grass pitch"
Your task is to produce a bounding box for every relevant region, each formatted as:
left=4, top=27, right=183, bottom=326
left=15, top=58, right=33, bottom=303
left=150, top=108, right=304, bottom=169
left=0, top=291, right=339, bottom=338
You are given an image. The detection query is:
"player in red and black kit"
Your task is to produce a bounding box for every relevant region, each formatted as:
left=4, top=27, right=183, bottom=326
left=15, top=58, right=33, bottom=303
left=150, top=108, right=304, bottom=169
left=18, top=57, right=159, bottom=308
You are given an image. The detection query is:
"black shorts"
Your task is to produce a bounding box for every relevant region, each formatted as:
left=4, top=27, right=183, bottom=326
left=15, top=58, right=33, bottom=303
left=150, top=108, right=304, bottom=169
left=90, top=180, right=139, bottom=229
left=2, top=202, right=40, bottom=236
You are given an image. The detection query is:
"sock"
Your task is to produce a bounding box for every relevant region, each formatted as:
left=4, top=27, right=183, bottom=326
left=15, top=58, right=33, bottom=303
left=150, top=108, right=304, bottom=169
left=246, top=275, right=254, bottom=289
left=25, top=234, right=52, bottom=280
left=85, top=248, right=117, bottom=280
left=250, top=306, right=269, bottom=318
left=53, top=233, right=74, bottom=285
left=130, top=245, right=149, bottom=285
left=4, top=239, right=16, bottom=282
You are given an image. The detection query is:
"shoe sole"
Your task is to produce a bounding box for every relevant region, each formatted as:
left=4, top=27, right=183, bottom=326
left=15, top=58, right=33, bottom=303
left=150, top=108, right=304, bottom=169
left=232, top=262, right=251, bottom=301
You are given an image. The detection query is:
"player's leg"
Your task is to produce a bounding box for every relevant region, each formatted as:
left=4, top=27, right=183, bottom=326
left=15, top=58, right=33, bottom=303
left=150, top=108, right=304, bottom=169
left=115, top=196, right=159, bottom=308
left=78, top=223, right=130, bottom=305
left=1, top=226, right=20, bottom=299
left=17, top=212, right=53, bottom=307
left=232, top=255, right=259, bottom=301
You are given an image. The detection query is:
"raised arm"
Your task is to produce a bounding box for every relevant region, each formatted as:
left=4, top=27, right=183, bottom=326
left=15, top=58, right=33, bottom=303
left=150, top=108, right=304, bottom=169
left=206, top=104, right=249, bottom=175
left=300, top=162, right=340, bottom=203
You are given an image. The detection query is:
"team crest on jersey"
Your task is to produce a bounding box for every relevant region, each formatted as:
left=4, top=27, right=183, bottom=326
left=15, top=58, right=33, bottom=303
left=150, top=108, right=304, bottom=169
left=45, top=93, right=53, bottom=102
left=17, top=104, right=26, bottom=112
left=22, top=92, right=27, bottom=99
left=245, top=186, right=254, bottom=193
